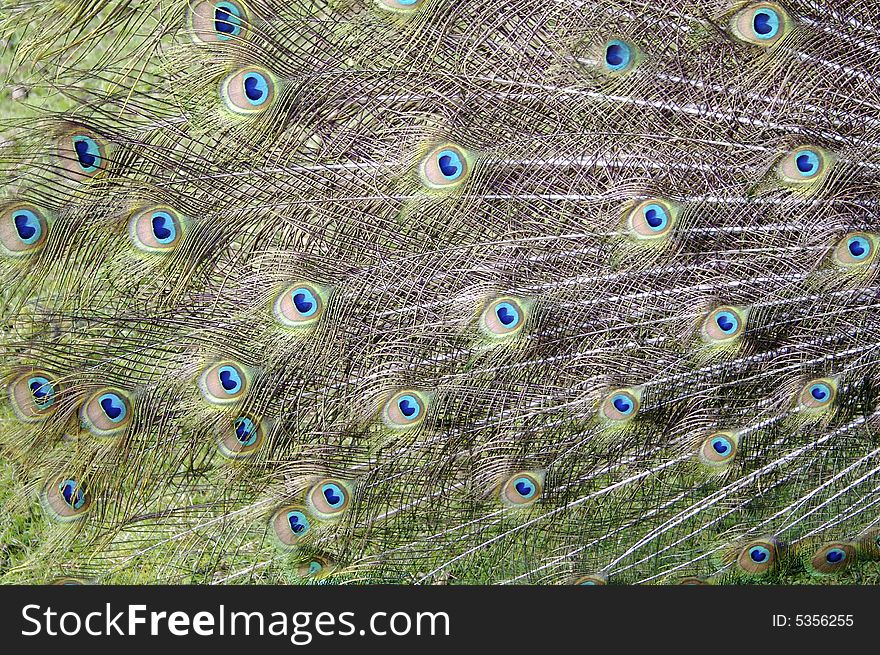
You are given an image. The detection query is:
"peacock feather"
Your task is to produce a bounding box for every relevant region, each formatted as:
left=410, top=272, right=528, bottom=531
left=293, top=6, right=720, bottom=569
left=1, top=0, right=879, bottom=585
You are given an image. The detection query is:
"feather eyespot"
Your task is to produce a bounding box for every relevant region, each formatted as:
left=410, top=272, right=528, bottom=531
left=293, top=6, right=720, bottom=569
left=857, top=529, right=880, bottom=559
left=573, top=574, right=607, bottom=585
left=8, top=371, right=59, bottom=422
left=128, top=207, right=185, bottom=253
left=480, top=297, right=527, bottom=338
left=73, top=137, right=101, bottom=171
left=272, top=506, right=312, bottom=546
left=698, top=432, right=738, bottom=468
left=217, top=414, right=264, bottom=458
left=57, top=129, right=108, bottom=179
left=419, top=144, right=471, bottom=189
left=80, top=389, right=133, bottom=436
left=307, top=479, right=352, bottom=518
left=274, top=283, right=325, bottom=327
left=627, top=199, right=678, bottom=240
left=376, top=0, right=424, bottom=12
left=737, top=538, right=779, bottom=575
left=777, top=146, right=831, bottom=186
left=798, top=378, right=836, bottom=410
left=42, top=477, right=91, bottom=521
left=833, top=232, right=877, bottom=268
left=199, top=362, right=250, bottom=405
left=701, top=306, right=746, bottom=343
left=190, top=1, right=247, bottom=43
left=677, top=577, right=710, bottom=585
left=499, top=471, right=544, bottom=507
left=599, top=388, right=640, bottom=422
left=603, top=39, right=636, bottom=73
left=51, top=578, right=87, bottom=585
left=298, top=555, right=333, bottom=578
left=809, top=543, right=854, bottom=575
left=221, top=67, right=276, bottom=114
left=730, top=2, right=790, bottom=46
left=233, top=418, right=258, bottom=446
left=383, top=390, right=428, bottom=429
left=1, top=205, right=49, bottom=256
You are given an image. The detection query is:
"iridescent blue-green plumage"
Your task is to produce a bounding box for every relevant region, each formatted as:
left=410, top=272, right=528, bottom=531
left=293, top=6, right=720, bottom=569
left=1, top=0, right=879, bottom=585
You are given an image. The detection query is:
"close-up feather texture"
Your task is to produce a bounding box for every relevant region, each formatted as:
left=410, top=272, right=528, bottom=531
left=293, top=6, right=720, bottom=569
left=0, top=0, right=879, bottom=585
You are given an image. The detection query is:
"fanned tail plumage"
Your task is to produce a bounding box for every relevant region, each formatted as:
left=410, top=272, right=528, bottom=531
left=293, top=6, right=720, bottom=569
left=1, top=0, right=879, bottom=584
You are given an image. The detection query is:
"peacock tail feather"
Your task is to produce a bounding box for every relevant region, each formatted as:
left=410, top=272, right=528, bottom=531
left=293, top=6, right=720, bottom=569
left=1, top=0, right=879, bottom=585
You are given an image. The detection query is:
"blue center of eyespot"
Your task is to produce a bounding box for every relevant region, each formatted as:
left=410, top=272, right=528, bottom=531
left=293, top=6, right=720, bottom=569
left=495, top=302, right=520, bottom=328
left=711, top=437, right=731, bottom=456
left=28, top=376, right=54, bottom=407
left=604, top=40, right=632, bottom=71
left=308, top=561, right=323, bottom=575
left=436, top=149, right=463, bottom=180
left=715, top=311, right=738, bottom=334
left=214, top=2, right=242, bottom=38
left=287, top=510, right=309, bottom=535
left=513, top=477, right=535, bottom=498
left=749, top=546, right=770, bottom=563
left=809, top=383, right=830, bottom=402
left=611, top=394, right=633, bottom=415
left=847, top=236, right=870, bottom=260
left=98, top=393, right=126, bottom=422
left=59, top=479, right=85, bottom=509
left=825, top=548, right=846, bottom=564
left=233, top=417, right=257, bottom=446
left=12, top=210, right=42, bottom=244
left=243, top=73, right=269, bottom=105
left=321, top=483, right=345, bottom=508
left=150, top=211, right=177, bottom=244
left=795, top=150, right=820, bottom=177
left=292, top=288, right=318, bottom=317
left=753, top=8, right=780, bottom=38
left=218, top=366, right=242, bottom=393
left=397, top=394, right=421, bottom=420
left=72, top=136, right=100, bottom=171
left=643, top=204, right=668, bottom=230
